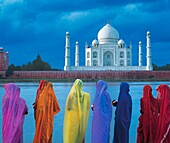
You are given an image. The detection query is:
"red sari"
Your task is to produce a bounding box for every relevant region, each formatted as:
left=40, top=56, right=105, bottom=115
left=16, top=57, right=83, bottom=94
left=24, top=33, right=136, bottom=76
left=155, top=84, right=170, bottom=143
left=137, top=85, right=159, bottom=143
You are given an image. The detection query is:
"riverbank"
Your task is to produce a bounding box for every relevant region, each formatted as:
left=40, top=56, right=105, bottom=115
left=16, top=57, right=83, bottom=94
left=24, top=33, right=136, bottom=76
left=0, top=70, right=170, bottom=82
left=0, top=77, right=170, bottom=83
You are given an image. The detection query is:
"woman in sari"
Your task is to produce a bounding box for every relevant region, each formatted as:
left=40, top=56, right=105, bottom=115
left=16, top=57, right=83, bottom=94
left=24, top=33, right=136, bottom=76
left=155, top=84, right=170, bottom=143
left=63, top=79, right=90, bottom=143
left=92, top=80, right=112, bottom=143
left=2, top=83, right=28, bottom=143
left=33, top=82, right=60, bottom=143
left=113, top=82, right=132, bottom=143
left=136, top=85, right=159, bottom=143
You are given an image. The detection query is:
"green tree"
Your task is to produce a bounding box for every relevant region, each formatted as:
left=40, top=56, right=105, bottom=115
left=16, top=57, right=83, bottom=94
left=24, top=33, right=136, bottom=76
left=32, top=54, right=51, bottom=70
left=5, top=54, right=61, bottom=73
left=5, top=64, right=15, bottom=77
left=153, top=63, right=170, bottom=71
left=153, top=63, right=159, bottom=70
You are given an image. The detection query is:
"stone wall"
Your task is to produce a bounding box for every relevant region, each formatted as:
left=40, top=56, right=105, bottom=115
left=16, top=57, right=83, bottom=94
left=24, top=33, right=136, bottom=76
left=1, top=70, right=169, bottom=81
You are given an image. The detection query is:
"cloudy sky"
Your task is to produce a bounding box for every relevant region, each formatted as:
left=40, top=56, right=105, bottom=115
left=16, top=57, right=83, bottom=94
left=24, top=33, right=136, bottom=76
left=0, top=0, right=170, bottom=70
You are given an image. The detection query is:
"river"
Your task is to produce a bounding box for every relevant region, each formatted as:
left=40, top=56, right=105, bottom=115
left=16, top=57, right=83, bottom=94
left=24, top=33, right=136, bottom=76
left=0, top=81, right=170, bottom=143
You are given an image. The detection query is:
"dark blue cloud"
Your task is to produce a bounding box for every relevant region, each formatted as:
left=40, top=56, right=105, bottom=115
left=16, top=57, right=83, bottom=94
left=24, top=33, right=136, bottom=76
left=0, top=0, right=170, bottom=70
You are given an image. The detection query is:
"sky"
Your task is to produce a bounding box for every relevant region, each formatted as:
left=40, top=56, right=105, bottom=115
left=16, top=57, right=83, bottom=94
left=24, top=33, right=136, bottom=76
left=0, top=0, right=170, bottom=70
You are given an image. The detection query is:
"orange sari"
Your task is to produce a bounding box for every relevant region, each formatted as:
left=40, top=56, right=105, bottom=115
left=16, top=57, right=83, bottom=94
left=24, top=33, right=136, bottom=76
left=33, top=80, right=47, bottom=119
left=33, top=82, right=60, bottom=143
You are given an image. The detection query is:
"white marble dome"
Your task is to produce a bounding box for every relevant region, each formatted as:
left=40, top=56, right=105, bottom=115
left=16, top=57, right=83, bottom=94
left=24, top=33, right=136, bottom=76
left=118, top=39, right=125, bottom=45
left=98, top=23, right=119, bottom=40
left=92, top=39, right=99, bottom=47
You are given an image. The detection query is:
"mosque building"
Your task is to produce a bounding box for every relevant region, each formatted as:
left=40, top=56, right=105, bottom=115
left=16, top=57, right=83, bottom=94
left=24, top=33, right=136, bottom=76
left=64, top=22, right=153, bottom=71
left=0, top=47, right=8, bottom=71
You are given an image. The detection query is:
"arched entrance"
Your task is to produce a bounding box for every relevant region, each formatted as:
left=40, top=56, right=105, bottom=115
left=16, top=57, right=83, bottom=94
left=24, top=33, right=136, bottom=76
left=103, top=51, right=114, bottom=66
left=93, top=60, right=97, bottom=66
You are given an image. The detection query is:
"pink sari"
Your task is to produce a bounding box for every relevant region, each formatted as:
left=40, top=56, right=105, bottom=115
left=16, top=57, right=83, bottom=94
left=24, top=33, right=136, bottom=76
left=2, top=83, right=28, bottom=143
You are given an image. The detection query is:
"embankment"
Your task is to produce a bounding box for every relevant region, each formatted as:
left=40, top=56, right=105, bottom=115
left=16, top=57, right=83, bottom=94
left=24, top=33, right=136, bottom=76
left=0, top=70, right=170, bottom=82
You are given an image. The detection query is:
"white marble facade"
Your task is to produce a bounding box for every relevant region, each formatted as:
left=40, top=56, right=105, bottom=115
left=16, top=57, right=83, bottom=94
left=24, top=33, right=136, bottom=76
left=64, top=22, right=153, bottom=71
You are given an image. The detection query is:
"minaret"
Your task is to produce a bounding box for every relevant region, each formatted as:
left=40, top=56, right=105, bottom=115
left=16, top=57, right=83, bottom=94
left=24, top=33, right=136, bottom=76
left=138, top=41, right=142, bottom=66
left=75, top=41, right=79, bottom=66
left=146, top=31, right=153, bottom=70
left=64, top=32, right=70, bottom=71
left=129, top=42, right=132, bottom=66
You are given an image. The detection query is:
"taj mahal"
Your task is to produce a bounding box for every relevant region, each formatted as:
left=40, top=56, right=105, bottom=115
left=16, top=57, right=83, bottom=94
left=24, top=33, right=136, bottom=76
left=64, top=22, right=153, bottom=71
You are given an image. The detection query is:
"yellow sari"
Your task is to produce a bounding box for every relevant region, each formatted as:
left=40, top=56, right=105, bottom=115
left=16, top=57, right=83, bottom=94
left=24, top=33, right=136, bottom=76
left=33, top=82, right=60, bottom=143
left=63, top=79, right=90, bottom=143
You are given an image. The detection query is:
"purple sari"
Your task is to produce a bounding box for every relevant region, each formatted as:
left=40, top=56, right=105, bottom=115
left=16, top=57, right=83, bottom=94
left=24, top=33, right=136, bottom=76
left=2, top=83, right=28, bottom=143
left=92, top=80, right=112, bottom=143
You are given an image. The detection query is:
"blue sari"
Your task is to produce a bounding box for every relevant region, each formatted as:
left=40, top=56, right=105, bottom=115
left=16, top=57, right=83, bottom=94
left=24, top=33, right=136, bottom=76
left=92, top=80, right=112, bottom=143
left=113, top=82, right=132, bottom=143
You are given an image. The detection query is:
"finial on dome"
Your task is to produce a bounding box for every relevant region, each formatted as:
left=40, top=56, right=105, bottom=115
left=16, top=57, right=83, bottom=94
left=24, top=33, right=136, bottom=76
left=107, top=19, right=110, bottom=24
left=85, top=42, right=89, bottom=48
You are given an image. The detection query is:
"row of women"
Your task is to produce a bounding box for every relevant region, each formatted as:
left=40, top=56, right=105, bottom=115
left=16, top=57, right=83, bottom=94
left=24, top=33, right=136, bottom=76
left=2, top=79, right=170, bottom=143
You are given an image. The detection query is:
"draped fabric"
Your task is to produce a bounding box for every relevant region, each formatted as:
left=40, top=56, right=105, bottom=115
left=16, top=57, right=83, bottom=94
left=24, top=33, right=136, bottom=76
left=33, top=82, right=60, bottom=143
left=155, top=84, right=170, bottom=143
left=92, top=80, right=112, bottom=143
left=63, top=79, right=90, bottom=143
left=33, top=80, right=47, bottom=119
left=136, top=85, right=159, bottom=143
left=113, top=82, right=132, bottom=143
left=2, top=83, right=28, bottom=143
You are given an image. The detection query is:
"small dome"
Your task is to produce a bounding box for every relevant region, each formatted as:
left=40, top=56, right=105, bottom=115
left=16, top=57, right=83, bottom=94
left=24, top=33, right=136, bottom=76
left=0, top=47, right=3, bottom=52
left=98, top=23, right=119, bottom=41
left=147, top=31, right=151, bottom=38
left=147, top=31, right=150, bottom=35
left=118, top=39, right=125, bottom=45
left=92, top=39, right=99, bottom=47
left=66, top=31, right=70, bottom=35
